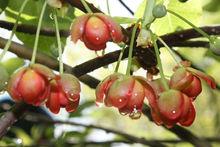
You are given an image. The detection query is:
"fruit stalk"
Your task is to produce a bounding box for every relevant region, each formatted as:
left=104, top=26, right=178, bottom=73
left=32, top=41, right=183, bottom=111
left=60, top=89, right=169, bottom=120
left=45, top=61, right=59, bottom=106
left=126, top=20, right=141, bottom=75
left=152, top=34, right=169, bottom=90
left=31, top=1, right=47, bottom=64
left=0, top=0, right=29, bottom=61
left=54, top=10, right=63, bottom=74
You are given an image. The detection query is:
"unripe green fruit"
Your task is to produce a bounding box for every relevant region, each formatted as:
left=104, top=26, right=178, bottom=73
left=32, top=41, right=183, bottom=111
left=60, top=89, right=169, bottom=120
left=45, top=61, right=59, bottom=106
left=0, top=64, right=9, bottom=91
left=153, top=4, right=167, bottom=18
left=210, top=37, right=220, bottom=55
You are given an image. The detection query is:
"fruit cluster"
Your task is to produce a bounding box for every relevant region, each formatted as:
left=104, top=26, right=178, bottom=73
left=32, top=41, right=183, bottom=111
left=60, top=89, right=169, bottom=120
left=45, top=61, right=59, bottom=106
left=7, top=64, right=81, bottom=114
left=95, top=61, right=216, bottom=127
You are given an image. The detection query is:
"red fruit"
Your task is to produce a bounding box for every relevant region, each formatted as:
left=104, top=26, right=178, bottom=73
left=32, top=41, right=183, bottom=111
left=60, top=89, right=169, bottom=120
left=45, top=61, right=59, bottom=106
left=71, top=13, right=124, bottom=51
left=170, top=66, right=216, bottom=99
left=46, top=73, right=81, bottom=114
left=96, top=74, right=156, bottom=119
left=107, top=76, right=134, bottom=108
left=95, top=73, right=123, bottom=106
left=158, top=90, right=184, bottom=121
left=7, top=64, right=55, bottom=106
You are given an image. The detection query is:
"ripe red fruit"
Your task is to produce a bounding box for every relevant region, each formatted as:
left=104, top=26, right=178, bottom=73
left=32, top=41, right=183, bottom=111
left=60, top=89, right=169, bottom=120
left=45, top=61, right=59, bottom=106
left=71, top=13, right=124, bottom=51
left=46, top=74, right=81, bottom=114
left=96, top=74, right=156, bottom=119
left=170, top=66, right=216, bottom=99
left=7, top=64, right=55, bottom=106
left=148, top=79, right=196, bottom=128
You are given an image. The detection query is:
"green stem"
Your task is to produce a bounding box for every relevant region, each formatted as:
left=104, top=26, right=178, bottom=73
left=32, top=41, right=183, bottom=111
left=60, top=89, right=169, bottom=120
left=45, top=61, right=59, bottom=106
left=0, top=0, right=29, bottom=61
left=106, top=0, right=110, bottom=15
left=80, top=0, right=93, bottom=13
left=152, top=33, right=169, bottom=91
left=167, top=9, right=211, bottom=40
left=114, top=45, right=126, bottom=73
left=142, top=0, right=155, bottom=28
left=126, top=20, right=141, bottom=75
left=54, top=10, right=63, bottom=74
left=30, top=1, right=47, bottom=64
left=157, top=36, right=182, bottom=66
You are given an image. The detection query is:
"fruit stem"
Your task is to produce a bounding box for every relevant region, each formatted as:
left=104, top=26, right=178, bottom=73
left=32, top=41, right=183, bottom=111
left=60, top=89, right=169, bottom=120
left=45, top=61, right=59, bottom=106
left=80, top=0, right=93, bottom=13
left=157, top=36, right=182, bottom=67
left=152, top=33, right=169, bottom=91
left=167, top=10, right=211, bottom=40
left=114, top=44, right=126, bottom=73
left=54, top=10, right=63, bottom=74
left=126, top=19, right=141, bottom=76
left=0, top=0, right=29, bottom=61
left=106, top=0, right=111, bottom=15
left=142, top=0, right=155, bottom=28
left=30, top=1, right=47, bottom=64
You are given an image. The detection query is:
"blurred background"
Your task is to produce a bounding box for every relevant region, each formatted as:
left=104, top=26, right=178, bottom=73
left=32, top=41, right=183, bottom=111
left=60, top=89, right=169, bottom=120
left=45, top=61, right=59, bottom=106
left=0, top=0, right=220, bottom=146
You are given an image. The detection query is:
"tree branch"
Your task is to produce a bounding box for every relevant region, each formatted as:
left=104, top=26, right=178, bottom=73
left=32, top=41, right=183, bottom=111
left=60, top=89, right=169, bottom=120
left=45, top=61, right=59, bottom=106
left=0, top=20, right=69, bottom=37
left=25, top=112, right=167, bottom=147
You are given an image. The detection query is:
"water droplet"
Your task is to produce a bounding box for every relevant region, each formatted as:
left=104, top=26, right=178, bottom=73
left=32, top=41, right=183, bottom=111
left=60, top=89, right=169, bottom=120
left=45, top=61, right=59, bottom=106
left=96, top=37, right=100, bottom=41
left=172, top=110, right=176, bottom=114
left=4, top=82, right=8, bottom=85
left=111, top=30, right=115, bottom=33
left=134, top=93, right=138, bottom=96
left=129, top=107, right=142, bottom=119
left=0, top=91, right=5, bottom=95
left=119, top=99, right=122, bottom=102
left=119, top=111, right=128, bottom=116
left=129, top=111, right=142, bottom=119
left=95, top=102, right=103, bottom=107
left=49, top=13, right=54, bottom=20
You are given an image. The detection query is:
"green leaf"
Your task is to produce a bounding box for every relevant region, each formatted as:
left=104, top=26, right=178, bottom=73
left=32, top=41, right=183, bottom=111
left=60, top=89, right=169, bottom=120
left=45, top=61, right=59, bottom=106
left=135, top=0, right=202, bottom=35
left=0, top=0, right=9, bottom=14
left=1, top=57, right=25, bottom=75
left=5, top=0, right=74, bottom=58
left=11, top=127, right=33, bottom=145
left=203, top=0, right=220, bottom=12
left=0, top=64, right=9, bottom=91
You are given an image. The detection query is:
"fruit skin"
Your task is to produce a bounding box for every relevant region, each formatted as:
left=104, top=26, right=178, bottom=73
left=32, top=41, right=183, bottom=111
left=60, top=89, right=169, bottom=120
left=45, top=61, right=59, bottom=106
left=71, top=13, right=124, bottom=51
left=170, top=65, right=216, bottom=99
left=46, top=73, right=81, bottom=114
left=96, top=74, right=156, bottom=119
left=149, top=79, right=196, bottom=128
left=7, top=64, right=55, bottom=106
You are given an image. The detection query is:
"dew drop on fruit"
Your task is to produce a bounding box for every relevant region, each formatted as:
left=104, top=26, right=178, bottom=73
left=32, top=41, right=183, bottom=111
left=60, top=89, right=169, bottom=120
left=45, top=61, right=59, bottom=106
left=96, top=37, right=100, bottom=41
left=129, top=107, right=142, bottom=119
left=0, top=91, right=5, bottom=95
left=119, top=110, right=128, bottom=116
left=49, top=13, right=54, bottom=20
left=111, top=30, right=115, bottom=33
left=172, top=110, right=176, bottom=114
left=129, top=110, right=142, bottom=119
left=95, top=101, right=103, bottom=107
